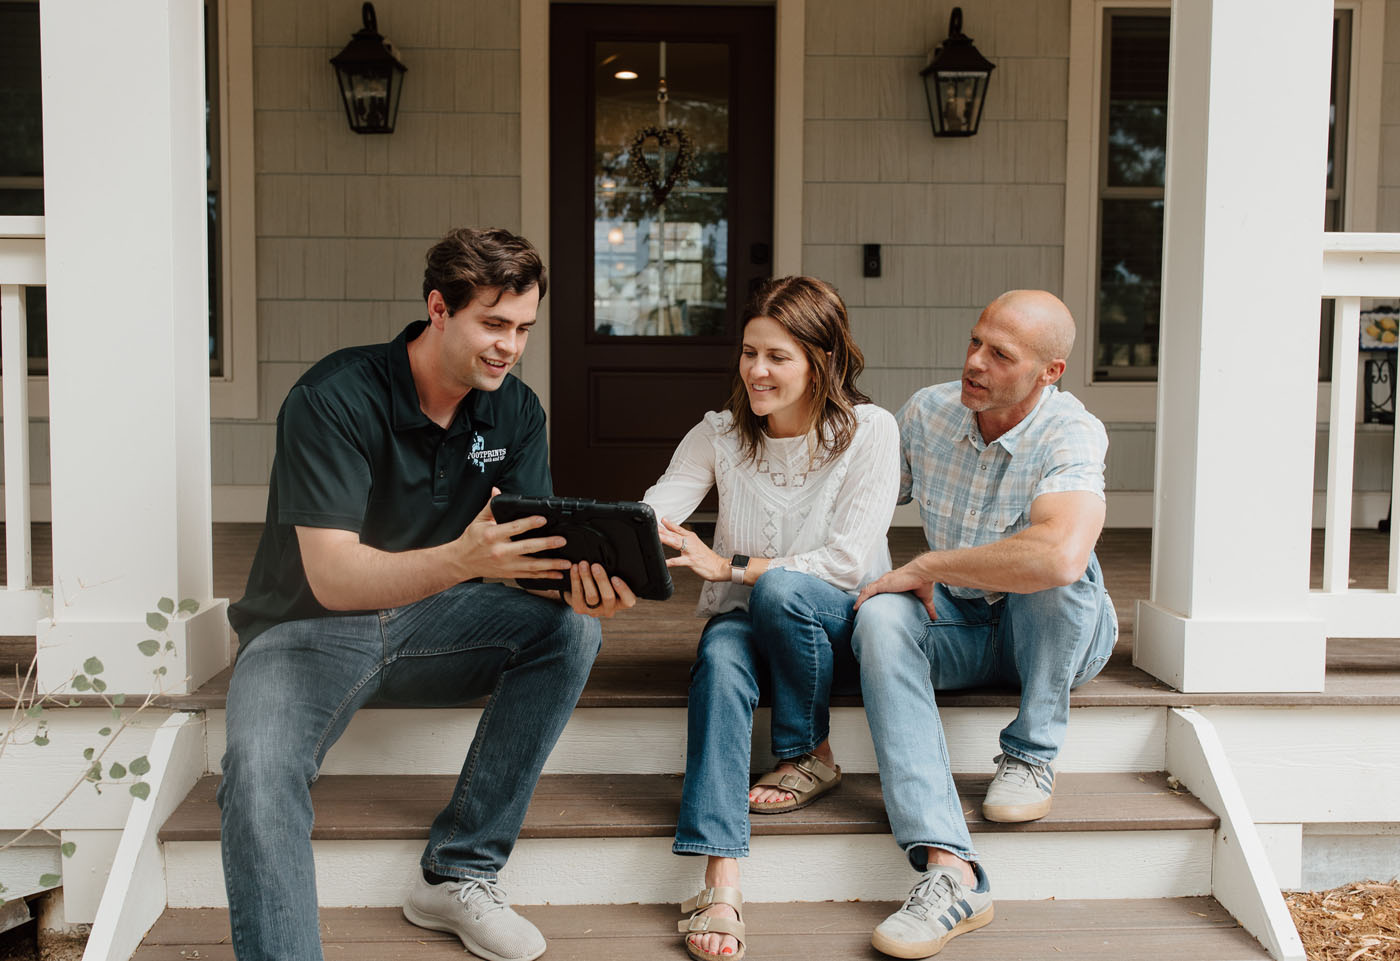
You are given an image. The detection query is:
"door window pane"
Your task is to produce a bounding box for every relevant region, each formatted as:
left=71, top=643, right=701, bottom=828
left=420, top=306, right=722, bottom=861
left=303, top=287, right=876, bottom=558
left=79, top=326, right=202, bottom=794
left=593, top=40, right=729, bottom=338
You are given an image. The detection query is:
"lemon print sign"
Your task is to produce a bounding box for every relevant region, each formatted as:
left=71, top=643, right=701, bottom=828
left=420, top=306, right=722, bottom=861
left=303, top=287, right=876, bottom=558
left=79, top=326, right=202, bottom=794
left=1362, top=308, right=1399, bottom=349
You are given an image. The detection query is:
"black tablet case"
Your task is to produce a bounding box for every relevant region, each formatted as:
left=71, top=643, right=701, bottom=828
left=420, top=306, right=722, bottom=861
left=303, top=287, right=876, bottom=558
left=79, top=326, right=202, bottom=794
left=490, top=494, right=675, bottom=601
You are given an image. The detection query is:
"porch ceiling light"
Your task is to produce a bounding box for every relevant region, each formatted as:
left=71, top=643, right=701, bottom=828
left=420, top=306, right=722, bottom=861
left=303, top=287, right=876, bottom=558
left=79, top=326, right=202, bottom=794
left=920, top=7, right=995, bottom=137
left=330, top=2, right=407, bottom=135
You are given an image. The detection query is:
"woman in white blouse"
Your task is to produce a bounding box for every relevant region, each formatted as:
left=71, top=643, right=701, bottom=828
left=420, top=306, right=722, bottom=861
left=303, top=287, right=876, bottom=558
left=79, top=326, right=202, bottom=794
left=646, top=276, right=900, bottom=961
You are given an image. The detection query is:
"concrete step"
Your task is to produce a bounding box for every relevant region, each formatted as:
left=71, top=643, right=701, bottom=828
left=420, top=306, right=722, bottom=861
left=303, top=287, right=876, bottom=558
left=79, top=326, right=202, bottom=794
left=132, top=897, right=1272, bottom=960
left=160, top=771, right=1218, bottom=906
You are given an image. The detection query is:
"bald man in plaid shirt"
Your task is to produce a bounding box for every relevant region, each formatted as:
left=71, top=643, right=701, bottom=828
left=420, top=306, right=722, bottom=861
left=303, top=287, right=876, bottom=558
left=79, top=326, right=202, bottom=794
left=852, top=290, right=1118, bottom=960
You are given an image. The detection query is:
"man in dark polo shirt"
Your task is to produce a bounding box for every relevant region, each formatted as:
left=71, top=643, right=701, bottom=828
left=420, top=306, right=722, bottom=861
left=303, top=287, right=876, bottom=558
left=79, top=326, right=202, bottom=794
left=220, top=227, right=634, bottom=961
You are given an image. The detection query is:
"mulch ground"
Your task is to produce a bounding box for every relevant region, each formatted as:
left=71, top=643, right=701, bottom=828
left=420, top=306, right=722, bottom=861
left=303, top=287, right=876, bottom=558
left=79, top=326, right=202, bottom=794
left=1288, top=881, right=1400, bottom=960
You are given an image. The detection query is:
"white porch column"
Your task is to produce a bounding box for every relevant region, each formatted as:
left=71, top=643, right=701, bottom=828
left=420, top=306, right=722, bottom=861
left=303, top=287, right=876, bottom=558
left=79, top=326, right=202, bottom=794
left=1135, top=0, right=1332, bottom=692
left=35, top=0, right=229, bottom=696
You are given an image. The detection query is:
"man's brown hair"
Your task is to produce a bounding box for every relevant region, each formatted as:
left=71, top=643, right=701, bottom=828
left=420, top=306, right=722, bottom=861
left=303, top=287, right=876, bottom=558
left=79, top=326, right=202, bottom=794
left=422, top=227, right=548, bottom=314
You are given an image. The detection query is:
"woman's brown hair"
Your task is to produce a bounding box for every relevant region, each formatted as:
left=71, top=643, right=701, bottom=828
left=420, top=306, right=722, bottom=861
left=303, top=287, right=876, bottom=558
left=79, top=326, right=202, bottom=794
left=725, top=276, right=870, bottom=464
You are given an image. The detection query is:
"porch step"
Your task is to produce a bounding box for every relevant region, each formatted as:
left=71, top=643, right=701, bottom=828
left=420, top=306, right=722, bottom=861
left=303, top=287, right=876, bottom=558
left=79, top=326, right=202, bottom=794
left=161, top=771, right=1217, bottom=842
left=199, top=704, right=1172, bottom=776
left=158, top=772, right=1218, bottom=906
left=131, top=897, right=1271, bottom=960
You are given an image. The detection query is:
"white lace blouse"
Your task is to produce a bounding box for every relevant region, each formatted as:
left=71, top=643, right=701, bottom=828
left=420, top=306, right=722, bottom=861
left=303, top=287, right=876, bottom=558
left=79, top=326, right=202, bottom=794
left=642, top=404, right=901, bottom=617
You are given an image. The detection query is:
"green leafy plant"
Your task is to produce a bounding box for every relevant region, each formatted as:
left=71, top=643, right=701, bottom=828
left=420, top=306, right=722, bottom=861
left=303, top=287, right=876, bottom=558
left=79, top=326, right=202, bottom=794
left=0, top=597, right=199, bottom=905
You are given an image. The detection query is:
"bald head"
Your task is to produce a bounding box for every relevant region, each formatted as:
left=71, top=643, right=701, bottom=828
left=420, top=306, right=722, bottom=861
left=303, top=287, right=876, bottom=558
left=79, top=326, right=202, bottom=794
left=984, top=290, right=1076, bottom=363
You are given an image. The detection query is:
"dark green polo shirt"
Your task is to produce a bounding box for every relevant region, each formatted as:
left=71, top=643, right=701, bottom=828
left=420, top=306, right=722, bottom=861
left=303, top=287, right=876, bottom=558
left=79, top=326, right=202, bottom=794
left=228, top=321, right=552, bottom=644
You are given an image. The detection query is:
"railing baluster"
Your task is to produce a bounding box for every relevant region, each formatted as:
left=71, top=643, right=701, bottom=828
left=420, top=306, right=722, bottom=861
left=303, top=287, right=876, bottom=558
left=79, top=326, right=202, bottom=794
left=1322, top=296, right=1361, bottom=594
left=0, top=282, right=34, bottom=593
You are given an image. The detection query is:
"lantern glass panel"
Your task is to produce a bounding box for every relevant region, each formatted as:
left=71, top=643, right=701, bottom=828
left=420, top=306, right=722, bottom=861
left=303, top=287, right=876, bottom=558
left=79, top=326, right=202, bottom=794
left=339, top=66, right=395, bottom=131
left=925, top=71, right=987, bottom=135
left=948, top=73, right=986, bottom=133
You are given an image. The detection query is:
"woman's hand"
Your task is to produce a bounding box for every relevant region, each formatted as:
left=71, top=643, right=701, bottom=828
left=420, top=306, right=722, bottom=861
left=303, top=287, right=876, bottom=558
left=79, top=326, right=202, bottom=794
left=658, top=516, right=731, bottom=582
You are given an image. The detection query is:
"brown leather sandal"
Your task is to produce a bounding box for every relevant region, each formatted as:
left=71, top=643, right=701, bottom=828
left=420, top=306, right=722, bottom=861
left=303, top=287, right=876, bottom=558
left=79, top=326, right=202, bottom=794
left=748, top=752, right=842, bottom=814
left=678, top=886, right=746, bottom=961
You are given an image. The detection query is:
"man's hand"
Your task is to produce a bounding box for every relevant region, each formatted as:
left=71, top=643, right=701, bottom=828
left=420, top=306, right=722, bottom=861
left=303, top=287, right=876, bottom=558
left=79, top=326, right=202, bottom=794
left=854, top=564, right=939, bottom=619
left=454, top=489, right=574, bottom=583
left=562, top=561, right=638, bottom=619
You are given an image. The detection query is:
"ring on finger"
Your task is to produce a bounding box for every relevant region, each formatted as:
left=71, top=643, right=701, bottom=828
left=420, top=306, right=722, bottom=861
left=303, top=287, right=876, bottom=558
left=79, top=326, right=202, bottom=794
left=681, top=537, right=688, bottom=552
left=584, top=595, right=603, bottom=610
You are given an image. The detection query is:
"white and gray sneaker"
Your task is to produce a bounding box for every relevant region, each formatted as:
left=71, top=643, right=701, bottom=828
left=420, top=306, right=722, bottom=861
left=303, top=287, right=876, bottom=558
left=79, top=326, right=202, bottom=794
left=872, top=865, right=994, bottom=958
left=981, top=752, right=1055, bottom=822
left=403, top=872, right=546, bottom=961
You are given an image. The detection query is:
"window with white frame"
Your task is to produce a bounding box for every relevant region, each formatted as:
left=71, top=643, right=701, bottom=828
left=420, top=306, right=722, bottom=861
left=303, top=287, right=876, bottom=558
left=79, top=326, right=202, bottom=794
left=1094, top=10, right=1169, bottom=381
left=1094, top=8, right=1351, bottom=382
left=1067, top=1, right=1373, bottom=414
left=0, top=0, right=255, bottom=413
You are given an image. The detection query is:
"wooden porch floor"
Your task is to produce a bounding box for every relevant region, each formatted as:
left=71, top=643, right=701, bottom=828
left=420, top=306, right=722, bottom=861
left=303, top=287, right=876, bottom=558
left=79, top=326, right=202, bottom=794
left=2, top=523, right=1398, bottom=705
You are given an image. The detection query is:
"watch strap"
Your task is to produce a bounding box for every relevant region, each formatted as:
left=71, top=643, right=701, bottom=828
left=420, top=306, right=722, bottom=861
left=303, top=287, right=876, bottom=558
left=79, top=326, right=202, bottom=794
left=730, top=554, right=750, bottom=585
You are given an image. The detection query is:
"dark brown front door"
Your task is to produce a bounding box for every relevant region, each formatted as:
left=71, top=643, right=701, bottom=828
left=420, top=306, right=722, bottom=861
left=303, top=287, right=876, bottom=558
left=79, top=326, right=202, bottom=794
left=549, top=3, right=774, bottom=500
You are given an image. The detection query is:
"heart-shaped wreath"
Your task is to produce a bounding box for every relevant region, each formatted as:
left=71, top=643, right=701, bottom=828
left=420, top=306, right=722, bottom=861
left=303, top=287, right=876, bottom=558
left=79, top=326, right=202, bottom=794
left=627, top=124, right=695, bottom=207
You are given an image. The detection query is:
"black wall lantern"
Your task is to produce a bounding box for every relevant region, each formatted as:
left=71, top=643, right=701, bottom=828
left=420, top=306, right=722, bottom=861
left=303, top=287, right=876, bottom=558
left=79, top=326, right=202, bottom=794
left=330, top=3, right=407, bottom=134
left=920, top=7, right=995, bottom=137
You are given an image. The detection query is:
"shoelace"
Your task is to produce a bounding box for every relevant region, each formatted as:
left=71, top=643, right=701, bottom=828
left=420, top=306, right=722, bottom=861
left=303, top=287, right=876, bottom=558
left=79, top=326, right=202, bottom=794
left=900, top=871, right=957, bottom=922
left=992, top=753, right=1040, bottom=786
left=449, top=877, right=508, bottom=914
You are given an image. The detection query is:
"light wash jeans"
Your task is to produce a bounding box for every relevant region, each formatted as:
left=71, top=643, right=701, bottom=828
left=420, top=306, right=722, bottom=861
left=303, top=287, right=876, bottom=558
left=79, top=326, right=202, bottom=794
left=216, top=582, right=601, bottom=961
left=673, top=568, right=859, bottom=858
left=851, top=552, right=1116, bottom=870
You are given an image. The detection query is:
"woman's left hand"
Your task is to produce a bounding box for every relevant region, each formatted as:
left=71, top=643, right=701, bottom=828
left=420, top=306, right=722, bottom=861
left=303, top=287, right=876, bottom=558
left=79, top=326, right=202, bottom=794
left=658, top=516, right=731, bottom=583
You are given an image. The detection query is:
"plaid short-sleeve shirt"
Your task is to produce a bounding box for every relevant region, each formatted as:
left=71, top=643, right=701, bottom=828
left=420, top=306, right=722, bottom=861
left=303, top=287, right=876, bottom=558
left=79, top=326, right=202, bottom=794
left=897, top=382, right=1108, bottom=602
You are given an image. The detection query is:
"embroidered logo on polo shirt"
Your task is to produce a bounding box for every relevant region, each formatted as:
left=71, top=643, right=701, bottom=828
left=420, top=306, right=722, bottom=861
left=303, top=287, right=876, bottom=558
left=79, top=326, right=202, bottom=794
left=469, top=431, right=507, bottom=472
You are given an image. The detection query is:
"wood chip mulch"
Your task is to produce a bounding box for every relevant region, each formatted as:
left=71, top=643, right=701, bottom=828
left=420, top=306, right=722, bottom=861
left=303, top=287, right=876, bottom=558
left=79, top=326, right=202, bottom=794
left=1287, top=881, right=1400, bottom=960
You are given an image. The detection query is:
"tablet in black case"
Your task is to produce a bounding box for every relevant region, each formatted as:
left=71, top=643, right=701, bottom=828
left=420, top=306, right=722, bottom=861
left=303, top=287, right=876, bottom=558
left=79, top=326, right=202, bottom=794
left=490, top=494, right=675, bottom=602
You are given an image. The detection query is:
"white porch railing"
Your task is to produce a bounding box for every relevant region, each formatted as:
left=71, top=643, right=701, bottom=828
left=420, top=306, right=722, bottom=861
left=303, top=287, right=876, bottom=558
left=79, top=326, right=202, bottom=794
left=0, top=214, right=52, bottom=634
left=1313, top=233, right=1400, bottom=637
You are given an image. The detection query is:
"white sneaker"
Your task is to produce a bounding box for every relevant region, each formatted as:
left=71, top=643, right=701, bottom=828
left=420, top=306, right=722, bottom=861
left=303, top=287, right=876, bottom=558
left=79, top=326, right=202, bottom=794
left=872, top=865, right=994, bottom=958
left=981, top=753, right=1055, bottom=822
left=403, top=871, right=546, bottom=961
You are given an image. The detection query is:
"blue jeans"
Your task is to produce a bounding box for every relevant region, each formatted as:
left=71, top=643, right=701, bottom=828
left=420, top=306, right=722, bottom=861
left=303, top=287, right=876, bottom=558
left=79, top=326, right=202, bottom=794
left=673, top=568, right=858, bottom=858
left=851, top=552, right=1116, bottom=870
left=216, top=582, right=601, bottom=961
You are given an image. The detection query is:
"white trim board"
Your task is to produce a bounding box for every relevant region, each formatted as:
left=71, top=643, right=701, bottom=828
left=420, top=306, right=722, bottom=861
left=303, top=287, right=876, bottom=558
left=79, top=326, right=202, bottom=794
left=164, top=829, right=1213, bottom=908
left=82, top=713, right=205, bottom=950
left=1166, top=709, right=1305, bottom=961
left=1196, top=705, right=1400, bottom=825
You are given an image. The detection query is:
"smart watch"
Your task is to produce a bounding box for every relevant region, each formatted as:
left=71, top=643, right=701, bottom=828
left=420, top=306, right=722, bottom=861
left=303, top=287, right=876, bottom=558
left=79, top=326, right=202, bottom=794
left=730, top=554, right=750, bottom=585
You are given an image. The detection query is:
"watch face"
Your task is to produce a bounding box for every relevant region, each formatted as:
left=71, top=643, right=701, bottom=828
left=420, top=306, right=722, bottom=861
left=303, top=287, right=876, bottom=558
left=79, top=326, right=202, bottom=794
left=731, top=554, right=750, bottom=567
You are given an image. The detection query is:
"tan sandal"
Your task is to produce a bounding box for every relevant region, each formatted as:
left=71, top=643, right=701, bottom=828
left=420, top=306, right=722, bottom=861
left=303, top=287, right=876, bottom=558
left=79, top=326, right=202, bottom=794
left=678, top=886, right=746, bottom=961
left=748, top=752, right=842, bottom=814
